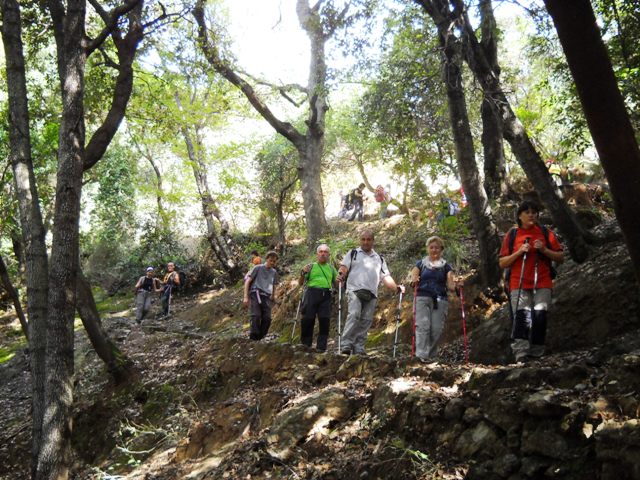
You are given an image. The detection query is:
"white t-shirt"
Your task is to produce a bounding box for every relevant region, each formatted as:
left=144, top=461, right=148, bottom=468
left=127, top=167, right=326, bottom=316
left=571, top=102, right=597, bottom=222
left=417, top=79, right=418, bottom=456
left=340, top=247, right=390, bottom=297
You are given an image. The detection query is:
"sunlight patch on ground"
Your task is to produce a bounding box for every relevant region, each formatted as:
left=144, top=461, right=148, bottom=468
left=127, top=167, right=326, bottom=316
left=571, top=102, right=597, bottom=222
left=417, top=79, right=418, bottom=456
left=389, top=377, right=416, bottom=393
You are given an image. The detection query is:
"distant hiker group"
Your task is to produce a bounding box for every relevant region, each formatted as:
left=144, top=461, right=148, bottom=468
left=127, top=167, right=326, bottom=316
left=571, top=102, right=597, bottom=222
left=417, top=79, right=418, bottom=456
left=133, top=261, right=183, bottom=322
left=338, top=183, right=392, bottom=221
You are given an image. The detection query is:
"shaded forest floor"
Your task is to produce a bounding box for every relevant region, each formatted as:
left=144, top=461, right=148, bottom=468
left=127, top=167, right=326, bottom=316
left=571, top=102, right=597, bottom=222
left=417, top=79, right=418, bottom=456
left=1, top=212, right=640, bottom=480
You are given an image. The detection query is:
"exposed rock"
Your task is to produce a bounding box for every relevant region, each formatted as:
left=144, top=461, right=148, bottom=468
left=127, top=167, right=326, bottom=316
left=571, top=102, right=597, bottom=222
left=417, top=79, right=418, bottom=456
left=266, top=387, right=353, bottom=460
left=595, top=419, right=640, bottom=479
left=521, top=420, right=569, bottom=459
left=521, top=390, right=571, bottom=417
left=454, top=421, right=502, bottom=458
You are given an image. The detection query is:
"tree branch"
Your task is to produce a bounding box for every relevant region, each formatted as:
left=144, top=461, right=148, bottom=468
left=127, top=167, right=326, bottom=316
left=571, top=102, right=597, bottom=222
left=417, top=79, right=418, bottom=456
left=86, top=0, right=142, bottom=54
left=84, top=0, right=144, bottom=170
left=193, top=0, right=305, bottom=148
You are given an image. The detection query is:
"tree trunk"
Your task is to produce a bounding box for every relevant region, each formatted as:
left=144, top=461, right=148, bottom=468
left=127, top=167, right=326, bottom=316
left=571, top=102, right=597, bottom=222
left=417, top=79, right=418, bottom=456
left=436, top=16, right=502, bottom=287
left=481, top=98, right=507, bottom=200
left=0, top=254, right=29, bottom=339
left=180, top=123, right=242, bottom=280
left=478, top=0, right=507, bottom=200
left=194, top=0, right=329, bottom=247
left=1, top=0, right=49, bottom=473
left=446, top=0, right=591, bottom=262
left=10, top=228, right=26, bottom=276
left=543, top=0, right=640, bottom=284
left=146, top=154, right=166, bottom=228
left=76, top=269, right=134, bottom=384
left=296, top=0, right=329, bottom=246
left=37, top=1, right=87, bottom=477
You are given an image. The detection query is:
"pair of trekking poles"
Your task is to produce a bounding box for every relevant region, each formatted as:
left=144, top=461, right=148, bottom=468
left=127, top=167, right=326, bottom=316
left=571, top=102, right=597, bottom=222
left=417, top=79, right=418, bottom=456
left=509, top=237, right=539, bottom=338
left=290, top=279, right=469, bottom=363
left=289, top=280, right=345, bottom=353
left=391, top=282, right=469, bottom=363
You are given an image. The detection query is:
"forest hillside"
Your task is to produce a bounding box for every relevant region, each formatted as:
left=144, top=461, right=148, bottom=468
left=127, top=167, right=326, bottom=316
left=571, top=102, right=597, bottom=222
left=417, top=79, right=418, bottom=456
left=1, top=210, right=639, bottom=480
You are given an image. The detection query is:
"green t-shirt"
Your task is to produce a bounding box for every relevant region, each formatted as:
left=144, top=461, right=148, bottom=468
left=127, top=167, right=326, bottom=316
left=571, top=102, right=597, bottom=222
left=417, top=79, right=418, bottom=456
left=305, top=262, right=337, bottom=289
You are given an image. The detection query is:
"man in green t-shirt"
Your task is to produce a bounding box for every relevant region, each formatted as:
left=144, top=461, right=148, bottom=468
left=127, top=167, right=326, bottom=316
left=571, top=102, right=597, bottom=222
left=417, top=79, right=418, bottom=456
left=298, top=244, right=338, bottom=351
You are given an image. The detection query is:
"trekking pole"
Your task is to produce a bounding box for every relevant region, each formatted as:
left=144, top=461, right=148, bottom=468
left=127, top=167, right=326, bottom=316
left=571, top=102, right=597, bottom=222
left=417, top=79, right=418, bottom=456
left=411, top=283, right=418, bottom=357
left=459, top=285, right=469, bottom=364
left=167, top=285, right=172, bottom=316
left=512, top=238, right=530, bottom=322
left=337, top=283, right=343, bottom=353
left=291, top=281, right=306, bottom=343
left=392, top=290, right=404, bottom=358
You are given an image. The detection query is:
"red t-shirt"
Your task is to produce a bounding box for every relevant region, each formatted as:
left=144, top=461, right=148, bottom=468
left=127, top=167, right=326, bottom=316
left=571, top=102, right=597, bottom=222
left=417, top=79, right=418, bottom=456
left=499, top=225, right=563, bottom=290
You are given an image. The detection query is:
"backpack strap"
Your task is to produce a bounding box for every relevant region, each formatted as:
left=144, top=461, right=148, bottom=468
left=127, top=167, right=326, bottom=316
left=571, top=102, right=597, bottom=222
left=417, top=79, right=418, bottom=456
left=507, top=227, right=518, bottom=254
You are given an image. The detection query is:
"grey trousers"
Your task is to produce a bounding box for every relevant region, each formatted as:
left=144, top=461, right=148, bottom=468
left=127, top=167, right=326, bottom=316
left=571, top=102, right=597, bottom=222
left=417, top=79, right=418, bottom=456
left=415, top=296, right=448, bottom=360
left=510, top=288, right=552, bottom=360
left=341, top=291, right=377, bottom=353
left=135, top=290, right=152, bottom=322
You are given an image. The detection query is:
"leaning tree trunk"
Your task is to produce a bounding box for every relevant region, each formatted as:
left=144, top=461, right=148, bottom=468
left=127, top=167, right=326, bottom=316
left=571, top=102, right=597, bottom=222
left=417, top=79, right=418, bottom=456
left=181, top=125, right=242, bottom=281
left=1, top=0, right=49, bottom=473
left=437, top=21, right=501, bottom=287
left=478, top=0, right=507, bottom=200
left=447, top=0, right=592, bottom=262
left=544, top=0, right=640, bottom=284
left=76, top=269, right=134, bottom=384
left=0, top=254, right=29, bottom=339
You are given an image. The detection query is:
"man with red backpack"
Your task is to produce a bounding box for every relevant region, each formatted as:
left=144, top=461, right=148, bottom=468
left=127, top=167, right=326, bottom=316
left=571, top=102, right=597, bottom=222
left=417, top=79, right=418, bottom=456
left=499, top=201, right=564, bottom=362
left=375, top=184, right=391, bottom=219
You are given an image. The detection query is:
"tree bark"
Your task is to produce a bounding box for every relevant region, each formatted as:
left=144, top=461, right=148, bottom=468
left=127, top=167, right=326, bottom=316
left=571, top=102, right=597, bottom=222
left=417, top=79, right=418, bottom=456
left=0, top=254, right=29, bottom=339
left=1, top=0, right=49, bottom=473
left=179, top=118, right=242, bottom=280
left=544, top=0, right=640, bottom=283
left=37, top=1, right=88, bottom=477
left=426, top=0, right=502, bottom=287
left=193, top=0, right=328, bottom=246
left=445, top=0, right=591, bottom=262
left=76, top=269, right=134, bottom=384
left=146, top=155, right=166, bottom=227
left=478, top=0, right=506, bottom=200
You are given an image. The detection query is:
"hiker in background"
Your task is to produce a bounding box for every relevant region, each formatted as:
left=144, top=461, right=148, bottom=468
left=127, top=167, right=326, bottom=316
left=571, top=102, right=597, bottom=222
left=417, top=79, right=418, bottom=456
left=244, top=251, right=280, bottom=341
left=375, top=184, right=392, bottom=219
left=134, top=267, right=162, bottom=323
left=337, top=229, right=405, bottom=355
left=499, top=201, right=564, bottom=363
left=160, top=262, right=181, bottom=317
left=348, top=183, right=366, bottom=222
left=250, top=250, right=262, bottom=266
left=298, top=244, right=338, bottom=352
left=338, top=190, right=351, bottom=219
left=410, top=236, right=460, bottom=362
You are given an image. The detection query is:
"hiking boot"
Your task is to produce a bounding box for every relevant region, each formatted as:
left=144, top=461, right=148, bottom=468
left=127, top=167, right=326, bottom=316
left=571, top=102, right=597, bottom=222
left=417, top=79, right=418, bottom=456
left=340, top=348, right=351, bottom=356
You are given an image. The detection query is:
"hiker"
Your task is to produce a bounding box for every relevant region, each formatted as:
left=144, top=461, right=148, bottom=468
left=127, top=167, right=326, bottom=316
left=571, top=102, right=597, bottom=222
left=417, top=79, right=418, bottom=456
left=160, top=262, right=181, bottom=317
left=375, top=184, right=392, bottom=219
left=409, top=236, right=460, bottom=362
left=244, top=251, right=279, bottom=341
left=250, top=250, right=262, bottom=266
left=348, top=183, right=366, bottom=222
left=338, top=191, right=351, bottom=219
left=298, top=244, right=338, bottom=351
left=134, top=267, right=162, bottom=323
left=499, top=200, right=564, bottom=362
left=337, top=229, right=405, bottom=355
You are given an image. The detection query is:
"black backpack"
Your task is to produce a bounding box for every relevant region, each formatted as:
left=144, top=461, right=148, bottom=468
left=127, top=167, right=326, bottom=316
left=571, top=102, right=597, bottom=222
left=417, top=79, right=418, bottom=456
left=168, top=270, right=187, bottom=292
left=503, top=225, right=556, bottom=293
